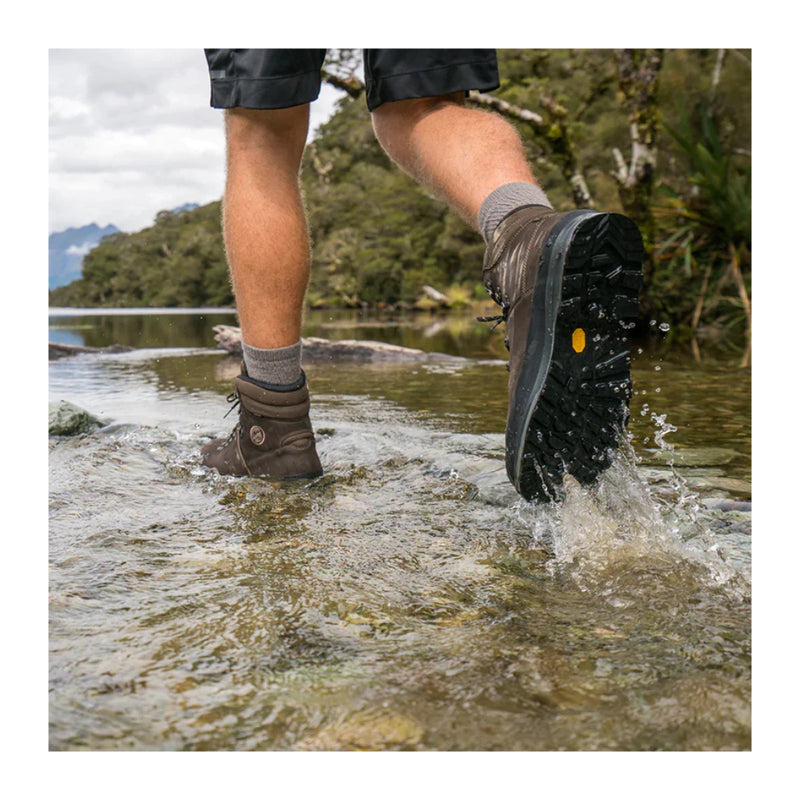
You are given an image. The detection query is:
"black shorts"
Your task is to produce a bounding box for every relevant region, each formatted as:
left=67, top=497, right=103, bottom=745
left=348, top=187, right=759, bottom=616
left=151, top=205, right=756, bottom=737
left=204, top=49, right=499, bottom=111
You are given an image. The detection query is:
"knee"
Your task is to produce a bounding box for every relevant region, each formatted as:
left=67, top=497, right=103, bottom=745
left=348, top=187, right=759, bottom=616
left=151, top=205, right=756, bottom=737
left=371, top=92, right=465, bottom=155
left=225, top=106, right=310, bottom=166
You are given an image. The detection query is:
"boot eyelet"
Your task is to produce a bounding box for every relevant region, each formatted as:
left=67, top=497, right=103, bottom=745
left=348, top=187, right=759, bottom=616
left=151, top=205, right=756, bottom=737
left=249, top=426, right=266, bottom=446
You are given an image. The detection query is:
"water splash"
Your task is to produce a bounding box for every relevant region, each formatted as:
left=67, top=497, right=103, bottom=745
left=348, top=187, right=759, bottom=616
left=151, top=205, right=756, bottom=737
left=515, top=426, right=748, bottom=604
left=652, top=412, right=678, bottom=451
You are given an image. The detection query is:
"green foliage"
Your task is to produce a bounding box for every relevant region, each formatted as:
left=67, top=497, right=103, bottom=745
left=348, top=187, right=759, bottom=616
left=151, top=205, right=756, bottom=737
left=664, top=104, right=750, bottom=247
left=651, top=100, right=751, bottom=336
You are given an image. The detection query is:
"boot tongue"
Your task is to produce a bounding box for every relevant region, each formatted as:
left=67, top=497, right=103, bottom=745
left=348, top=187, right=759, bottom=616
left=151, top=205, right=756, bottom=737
left=482, top=205, right=556, bottom=309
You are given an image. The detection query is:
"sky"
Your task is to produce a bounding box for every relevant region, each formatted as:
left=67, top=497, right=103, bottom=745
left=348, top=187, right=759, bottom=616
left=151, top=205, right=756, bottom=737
left=48, top=49, right=345, bottom=233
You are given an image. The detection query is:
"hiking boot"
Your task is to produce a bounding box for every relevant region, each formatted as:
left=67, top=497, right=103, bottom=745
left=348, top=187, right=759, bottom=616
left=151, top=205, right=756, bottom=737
left=201, top=368, right=323, bottom=479
left=482, top=205, right=643, bottom=502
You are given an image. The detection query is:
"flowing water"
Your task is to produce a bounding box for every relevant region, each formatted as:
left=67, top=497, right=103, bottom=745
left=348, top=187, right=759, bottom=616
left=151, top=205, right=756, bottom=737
left=48, top=309, right=751, bottom=751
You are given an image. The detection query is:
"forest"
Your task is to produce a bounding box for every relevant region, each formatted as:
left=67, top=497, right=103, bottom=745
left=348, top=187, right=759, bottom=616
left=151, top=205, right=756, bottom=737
left=49, top=49, right=751, bottom=357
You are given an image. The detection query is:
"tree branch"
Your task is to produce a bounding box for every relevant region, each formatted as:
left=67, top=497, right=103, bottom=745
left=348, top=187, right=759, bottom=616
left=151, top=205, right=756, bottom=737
left=611, top=49, right=664, bottom=234
left=467, top=91, right=544, bottom=129
left=320, top=67, right=364, bottom=99
left=710, top=48, right=726, bottom=102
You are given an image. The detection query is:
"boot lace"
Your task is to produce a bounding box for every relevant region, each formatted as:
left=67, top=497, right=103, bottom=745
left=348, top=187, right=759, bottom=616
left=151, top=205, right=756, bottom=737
left=475, top=312, right=506, bottom=331
left=220, top=390, right=243, bottom=445
left=477, top=285, right=511, bottom=366
left=223, top=390, right=241, bottom=418
left=476, top=283, right=508, bottom=331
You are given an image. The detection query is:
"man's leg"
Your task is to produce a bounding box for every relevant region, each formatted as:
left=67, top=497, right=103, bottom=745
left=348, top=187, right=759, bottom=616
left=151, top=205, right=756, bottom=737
left=223, top=105, right=310, bottom=381
left=371, top=93, right=549, bottom=235
left=200, top=103, right=322, bottom=479
left=201, top=49, right=329, bottom=479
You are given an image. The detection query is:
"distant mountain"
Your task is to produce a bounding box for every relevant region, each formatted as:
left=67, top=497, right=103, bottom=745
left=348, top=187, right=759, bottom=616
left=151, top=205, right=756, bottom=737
left=49, top=223, right=120, bottom=290
left=172, top=203, right=199, bottom=215
left=48, top=205, right=199, bottom=290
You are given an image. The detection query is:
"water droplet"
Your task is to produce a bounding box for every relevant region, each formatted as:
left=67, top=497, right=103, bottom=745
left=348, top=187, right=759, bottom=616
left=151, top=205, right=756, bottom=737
left=654, top=365, right=661, bottom=371
left=655, top=387, right=661, bottom=393
left=658, top=322, right=671, bottom=332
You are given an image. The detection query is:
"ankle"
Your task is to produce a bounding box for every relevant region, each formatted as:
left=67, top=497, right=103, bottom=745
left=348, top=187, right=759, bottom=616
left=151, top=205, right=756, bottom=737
left=242, top=340, right=303, bottom=387
left=478, top=182, right=553, bottom=242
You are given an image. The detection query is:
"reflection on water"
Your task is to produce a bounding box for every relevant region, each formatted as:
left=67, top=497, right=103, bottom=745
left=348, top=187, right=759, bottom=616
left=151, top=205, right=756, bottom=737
left=49, top=307, right=239, bottom=350
left=49, top=307, right=507, bottom=359
left=48, top=309, right=751, bottom=750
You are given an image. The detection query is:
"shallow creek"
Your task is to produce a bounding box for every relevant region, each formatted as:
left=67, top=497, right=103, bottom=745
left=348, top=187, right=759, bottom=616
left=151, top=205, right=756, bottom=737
left=48, top=310, right=751, bottom=750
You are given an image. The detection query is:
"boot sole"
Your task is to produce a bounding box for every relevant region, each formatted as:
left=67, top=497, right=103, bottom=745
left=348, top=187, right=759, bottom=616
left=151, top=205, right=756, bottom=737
left=506, top=211, right=644, bottom=502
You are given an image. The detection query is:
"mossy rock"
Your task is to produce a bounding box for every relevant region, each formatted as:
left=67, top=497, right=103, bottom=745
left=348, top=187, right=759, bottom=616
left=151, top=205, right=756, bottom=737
left=49, top=401, right=105, bottom=436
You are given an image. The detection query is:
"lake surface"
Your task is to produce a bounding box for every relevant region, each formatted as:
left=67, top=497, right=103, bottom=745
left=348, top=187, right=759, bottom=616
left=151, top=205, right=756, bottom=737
left=48, top=308, right=751, bottom=750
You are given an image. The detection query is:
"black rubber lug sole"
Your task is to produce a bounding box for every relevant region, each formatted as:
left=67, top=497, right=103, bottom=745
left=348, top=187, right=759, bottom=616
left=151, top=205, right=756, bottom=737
left=513, top=212, right=644, bottom=503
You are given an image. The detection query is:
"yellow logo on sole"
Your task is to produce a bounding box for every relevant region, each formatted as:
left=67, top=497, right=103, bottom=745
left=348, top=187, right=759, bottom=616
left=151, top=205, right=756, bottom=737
left=572, top=328, right=586, bottom=353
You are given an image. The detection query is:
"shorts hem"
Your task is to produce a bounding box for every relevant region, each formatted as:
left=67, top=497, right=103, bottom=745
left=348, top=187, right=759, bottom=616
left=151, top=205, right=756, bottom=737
left=209, top=70, right=322, bottom=109
left=366, top=59, right=500, bottom=111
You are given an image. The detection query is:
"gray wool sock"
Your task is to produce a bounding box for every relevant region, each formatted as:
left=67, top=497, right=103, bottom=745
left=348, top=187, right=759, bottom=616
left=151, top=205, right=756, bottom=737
left=478, top=182, right=553, bottom=243
left=242, top=339, right=303, bottom=386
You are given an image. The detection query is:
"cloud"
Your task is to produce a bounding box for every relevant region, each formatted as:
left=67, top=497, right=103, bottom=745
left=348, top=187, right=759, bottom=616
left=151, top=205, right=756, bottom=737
left=49, top=49, right=342, bottom=233
left=65, top=243, right=94, bottom=256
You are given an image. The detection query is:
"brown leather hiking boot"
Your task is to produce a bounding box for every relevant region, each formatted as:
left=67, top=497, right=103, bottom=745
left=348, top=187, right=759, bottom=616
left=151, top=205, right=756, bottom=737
left=482, top=204, right=643, bottom=502
left=201, top=368, right=323, bottom=479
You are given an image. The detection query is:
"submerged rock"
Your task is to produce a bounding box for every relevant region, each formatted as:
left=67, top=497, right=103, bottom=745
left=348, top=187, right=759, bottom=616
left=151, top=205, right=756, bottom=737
left=49, top=400, right=105, bottom=436
left=639, top=446, right=741, bottom=467
left=702, top=498, right=752, bottom=513
left=296, top=708, right=424, bottom=751
left=685, top=475, right=752, bottom=497
left=49, top=342, right=135, bottom=360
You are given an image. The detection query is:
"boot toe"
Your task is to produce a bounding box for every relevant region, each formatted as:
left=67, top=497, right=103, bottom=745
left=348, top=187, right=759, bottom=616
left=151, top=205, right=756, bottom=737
left=200, top=437, right=224, bottom=458
left=200, top=437, right=244, bottom=475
